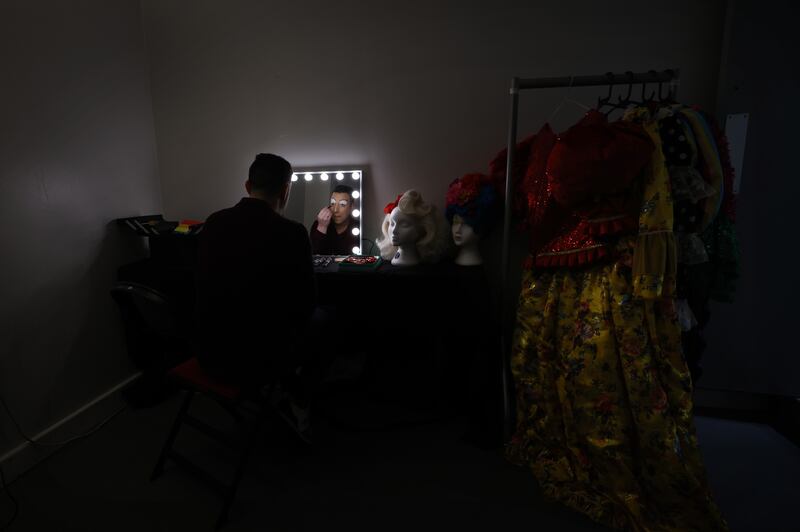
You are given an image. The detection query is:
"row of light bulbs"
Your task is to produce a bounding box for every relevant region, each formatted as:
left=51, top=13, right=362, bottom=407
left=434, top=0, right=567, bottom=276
left=291, top=171, right=362, bottom=182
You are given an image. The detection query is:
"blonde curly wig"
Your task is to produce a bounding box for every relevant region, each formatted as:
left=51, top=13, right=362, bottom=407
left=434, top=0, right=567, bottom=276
left=376, top=189, right=444, bottom=263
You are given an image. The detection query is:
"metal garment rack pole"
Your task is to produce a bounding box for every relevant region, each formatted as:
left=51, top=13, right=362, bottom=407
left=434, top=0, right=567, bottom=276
left=498, top=69, right=680, bottom=440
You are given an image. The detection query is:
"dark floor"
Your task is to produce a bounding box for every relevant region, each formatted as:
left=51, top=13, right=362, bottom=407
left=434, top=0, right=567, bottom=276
left=2, top=386, right=799, bottom=532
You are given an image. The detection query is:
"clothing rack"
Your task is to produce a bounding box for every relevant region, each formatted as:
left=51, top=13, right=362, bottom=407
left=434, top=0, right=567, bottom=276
left=499, top=69, right=681, bottom=438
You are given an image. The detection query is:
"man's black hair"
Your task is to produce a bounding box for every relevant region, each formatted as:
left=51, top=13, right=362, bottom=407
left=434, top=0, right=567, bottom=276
left=248, top=153, right=292, bottom=196
left=332, top=184, right=354, bottom=200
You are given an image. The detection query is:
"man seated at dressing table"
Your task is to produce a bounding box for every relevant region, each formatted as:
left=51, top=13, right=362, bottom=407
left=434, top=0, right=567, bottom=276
left=113, top=165, right=482, bottom=433
left=194, top=153, right=326, bottom=439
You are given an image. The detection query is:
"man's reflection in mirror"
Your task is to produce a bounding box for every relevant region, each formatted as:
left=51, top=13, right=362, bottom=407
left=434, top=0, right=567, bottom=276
left=310, top=184, right=360, bottom=255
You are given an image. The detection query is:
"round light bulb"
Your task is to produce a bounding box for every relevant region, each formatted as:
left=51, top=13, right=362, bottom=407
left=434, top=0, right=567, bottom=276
left=335, top=172, right=344, bottom=181
left=351, top=227, right=360, bottom=236
left=320, top=173, right=329, bottom=181
left=304, top=173, right=313, bottom=182
left=352, top=190, right=360, bottom=199
left=352, top=246, right=361, bottom=255
left=291, top=173, right=298, bottom=182
left=352, top=171, right=361, bottom=180
left=352, top=209, right=361, bottom=218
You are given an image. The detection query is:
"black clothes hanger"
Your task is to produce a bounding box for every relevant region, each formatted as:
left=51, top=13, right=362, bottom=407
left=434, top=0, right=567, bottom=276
left=642, top=70, right=658, bottom=103
left=658, top=69, right=678, bottom=104
left=596, top=72, right=615, bottom=110
left=619, top=72, right=635, bottom=105
left=595, top=69, right=679, bottom=117
left=598, top=71, right=642, bottom=116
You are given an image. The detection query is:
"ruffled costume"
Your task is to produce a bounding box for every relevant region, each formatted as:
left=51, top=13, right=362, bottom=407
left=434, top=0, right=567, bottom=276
left=496, top=110, right=728, bottom=531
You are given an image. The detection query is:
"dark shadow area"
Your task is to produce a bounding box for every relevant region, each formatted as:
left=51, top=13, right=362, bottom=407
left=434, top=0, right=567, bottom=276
left=1, top=387, right=609, bottom=532
left=4, top=383, right=800, bottom=531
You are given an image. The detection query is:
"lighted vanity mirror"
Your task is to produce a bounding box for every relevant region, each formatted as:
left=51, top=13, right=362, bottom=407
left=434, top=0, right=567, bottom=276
left=283, top=167, right=364, bottom=255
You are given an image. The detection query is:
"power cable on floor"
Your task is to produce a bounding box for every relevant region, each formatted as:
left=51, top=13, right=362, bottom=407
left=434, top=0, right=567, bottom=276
left=0, top=395, right=128, bottom=530
left=0, top=395, right=127, bottom=447
left=0, top=465, right=18, bottom=532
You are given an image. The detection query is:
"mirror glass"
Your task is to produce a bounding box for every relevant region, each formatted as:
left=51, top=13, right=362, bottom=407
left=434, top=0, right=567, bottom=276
left=283, top=168, right=363, bottom=255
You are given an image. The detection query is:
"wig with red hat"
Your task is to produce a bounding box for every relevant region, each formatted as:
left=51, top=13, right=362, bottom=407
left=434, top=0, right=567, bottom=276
left=445, top=173, right=500, bottom=235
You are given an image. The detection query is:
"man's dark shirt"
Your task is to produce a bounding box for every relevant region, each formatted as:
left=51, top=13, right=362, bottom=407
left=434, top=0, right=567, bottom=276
left=195, top=197, right=315, bottom=380
left=309, top=218, right=360, bottom=255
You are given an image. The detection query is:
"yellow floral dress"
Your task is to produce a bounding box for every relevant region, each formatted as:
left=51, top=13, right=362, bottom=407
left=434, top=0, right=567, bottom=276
left=506, top=110, right=727, bottom=531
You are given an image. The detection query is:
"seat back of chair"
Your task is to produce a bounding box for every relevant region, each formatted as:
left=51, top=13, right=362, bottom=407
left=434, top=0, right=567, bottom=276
left=111, top=282, right=177, bottom=334
left=111, top=281, right=183, bottom=369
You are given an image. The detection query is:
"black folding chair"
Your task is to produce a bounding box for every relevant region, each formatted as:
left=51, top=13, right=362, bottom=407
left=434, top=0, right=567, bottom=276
left=110, top=281, right=189, bottom=406
left=150, top=357, right=273, bottom=530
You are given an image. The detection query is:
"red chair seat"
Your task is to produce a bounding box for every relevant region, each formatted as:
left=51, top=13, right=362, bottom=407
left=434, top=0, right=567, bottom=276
left=168, top=357, right=242, bottom=401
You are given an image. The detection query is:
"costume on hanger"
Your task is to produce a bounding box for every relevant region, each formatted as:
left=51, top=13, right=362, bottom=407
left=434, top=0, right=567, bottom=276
left=648, top=104, right=740, bottom=380
left=688, top=108, right=740, bottom=303
left=496, top=109, right=728, bottom=531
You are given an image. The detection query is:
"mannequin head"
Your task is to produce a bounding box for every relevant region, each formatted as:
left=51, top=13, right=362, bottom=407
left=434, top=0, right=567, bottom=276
left=445, top=173, right=500, bottom=235
left=389, top=207, right=422, bottom=247
left=451, top=214, right=478, bottom=247
left=445, top=173, right=500, bottom=266
left=450, top=214, right=482, bottom=265
left=377, top=189, right=442, bottom=265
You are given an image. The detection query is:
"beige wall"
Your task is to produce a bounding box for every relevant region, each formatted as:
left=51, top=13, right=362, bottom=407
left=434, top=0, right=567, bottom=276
left=141, top=0, right=726, bottom=241
left=0, top=0, right=161, bottom=459
left=141, top=0, right=735, bottom=395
